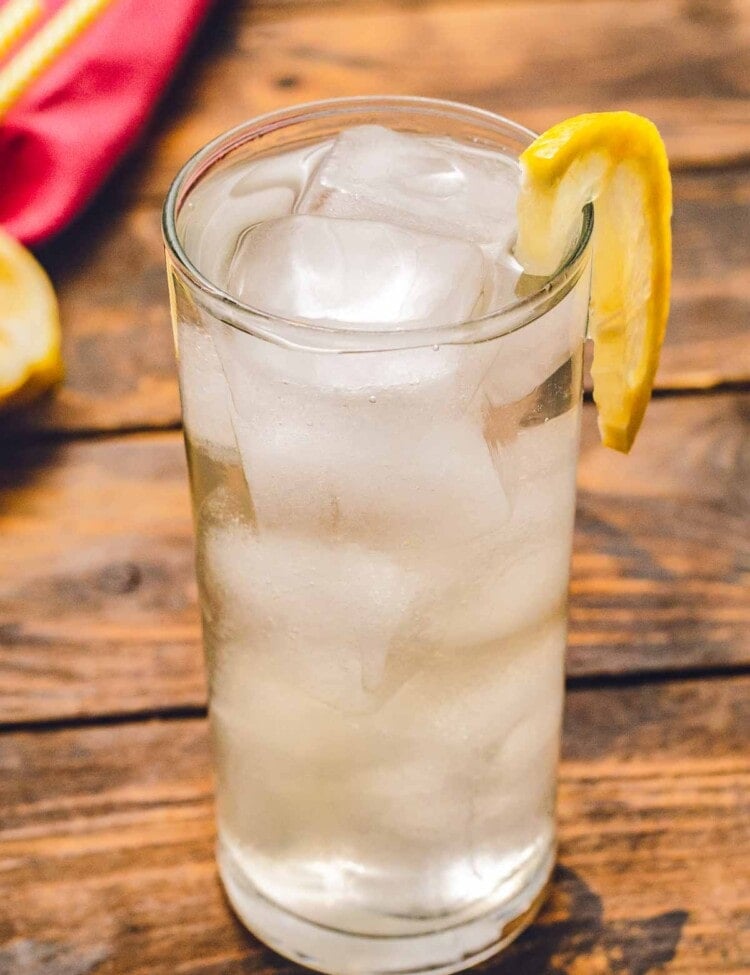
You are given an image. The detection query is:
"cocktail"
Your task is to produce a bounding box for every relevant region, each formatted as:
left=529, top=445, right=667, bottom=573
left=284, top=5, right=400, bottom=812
left=163, top=97, right=670, bottom=975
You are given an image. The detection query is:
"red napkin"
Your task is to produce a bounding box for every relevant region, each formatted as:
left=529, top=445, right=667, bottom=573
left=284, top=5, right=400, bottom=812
left=0, top=0, right=215, bottom=245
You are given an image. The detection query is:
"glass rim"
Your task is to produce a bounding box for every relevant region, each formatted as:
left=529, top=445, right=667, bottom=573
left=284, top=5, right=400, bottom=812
left=162, top=95, right=593, bottom=352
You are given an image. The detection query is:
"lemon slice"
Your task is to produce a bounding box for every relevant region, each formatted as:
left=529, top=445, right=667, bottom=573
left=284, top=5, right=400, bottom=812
left=0, top=226, right=63, bottom=409
left=516, top=112, right=672, bottom=452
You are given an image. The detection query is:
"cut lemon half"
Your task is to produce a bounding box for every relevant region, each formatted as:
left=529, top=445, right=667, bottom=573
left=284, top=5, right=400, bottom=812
left=516, top=112, right=672, bottom=452
left=0, top=226, right=63, bottom=409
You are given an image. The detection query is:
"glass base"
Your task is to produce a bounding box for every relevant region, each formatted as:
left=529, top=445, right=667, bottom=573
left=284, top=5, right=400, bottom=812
left=218, top=839, right=554, bottom=975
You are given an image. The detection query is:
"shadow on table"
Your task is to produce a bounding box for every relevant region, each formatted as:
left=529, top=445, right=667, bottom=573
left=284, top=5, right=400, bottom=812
left=0, top=440, right=62, bottom=510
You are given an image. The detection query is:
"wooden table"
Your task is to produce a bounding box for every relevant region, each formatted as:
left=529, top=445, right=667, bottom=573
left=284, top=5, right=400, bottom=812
left=2, top=1, right=749, bottom=972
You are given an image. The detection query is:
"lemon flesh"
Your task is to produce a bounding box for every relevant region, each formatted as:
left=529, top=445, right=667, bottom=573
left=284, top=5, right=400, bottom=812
left=516, top=112, right=672, bottom=452
left=0, top=227, right=63, bottom=409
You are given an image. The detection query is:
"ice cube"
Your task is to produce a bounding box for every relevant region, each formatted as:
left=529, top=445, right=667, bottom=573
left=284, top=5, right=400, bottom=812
left=226, top=214, right=487, bottom=328
left=419, top=418, right=579, bottom=654
left=387, top=614, right=566, bottom=758
left=340, top=615, right=565, bottom=892
left=422, top=533, right=571, bottom=657
left=204, top=527, right=420, bottom=711
left=298, top=125, right=521, bottom=250
left=208, top=323, right=512, bottom=555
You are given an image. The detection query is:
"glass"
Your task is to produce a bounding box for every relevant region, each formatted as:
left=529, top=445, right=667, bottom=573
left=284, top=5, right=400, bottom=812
left=163, top=96, right=592, bottom=975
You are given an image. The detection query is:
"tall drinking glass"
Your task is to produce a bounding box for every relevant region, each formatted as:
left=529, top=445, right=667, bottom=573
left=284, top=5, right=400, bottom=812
left=163, top=97, right=592, bottom=975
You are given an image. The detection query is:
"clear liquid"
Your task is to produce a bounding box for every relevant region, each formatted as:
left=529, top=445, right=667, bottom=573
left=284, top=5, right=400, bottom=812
left=185, top=356, right=581, bottom=936
left=174, top=125, right=588, bottom=966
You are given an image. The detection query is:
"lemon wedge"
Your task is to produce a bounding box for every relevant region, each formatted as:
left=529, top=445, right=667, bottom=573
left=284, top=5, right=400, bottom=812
left=516, top=112, right=672, bottom=452
left=0, top=226, right=63, bottom=409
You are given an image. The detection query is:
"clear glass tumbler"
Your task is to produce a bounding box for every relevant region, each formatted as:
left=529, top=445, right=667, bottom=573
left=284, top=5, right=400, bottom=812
left=163, top=97, right=592, bottom=975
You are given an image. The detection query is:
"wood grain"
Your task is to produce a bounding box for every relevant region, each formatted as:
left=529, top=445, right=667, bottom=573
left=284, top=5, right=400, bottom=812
left=4, top=167, right=748, bottom=440
left=15, top=204, right=178, bottom=437
left=1, top=3, right=746, bottom=972
left=657, top=169, right=750, bottom=390
left=1, top=393, right=747, bottom=725
left=129, top=0, right=750, bottom=202
left=1, top=675, right=747, bottom=974
left=0, top=432, right=202, bottom=724
left=574, top=390, right=750, bottom=676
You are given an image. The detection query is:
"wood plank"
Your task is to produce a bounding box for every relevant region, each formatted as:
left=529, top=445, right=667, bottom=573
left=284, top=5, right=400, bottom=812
left=573, top=390, right=750, bottom=676
left=6, top=167, right=749, bottom=439
left=1, top=393, right=747, bottom=724
left=0, top=432, right=202, bottom=724
left=656, top=169, right=750, bottom=390
left=0, top=676, right=747, bottom=973
left=128, top=0, right=750, bottom=203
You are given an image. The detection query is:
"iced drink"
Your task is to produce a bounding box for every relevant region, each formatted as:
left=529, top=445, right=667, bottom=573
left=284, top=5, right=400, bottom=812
left=164, top=97, right=592, bottom=975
